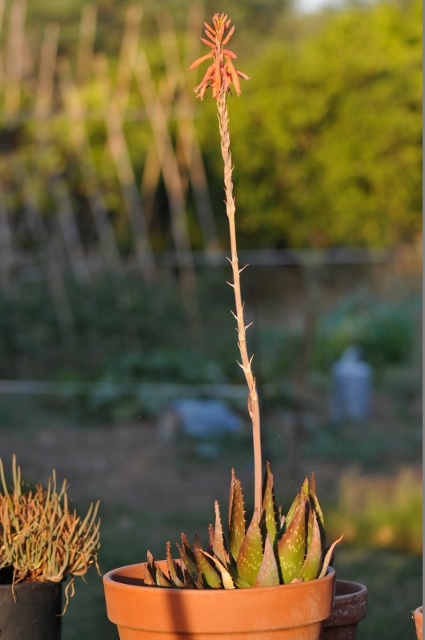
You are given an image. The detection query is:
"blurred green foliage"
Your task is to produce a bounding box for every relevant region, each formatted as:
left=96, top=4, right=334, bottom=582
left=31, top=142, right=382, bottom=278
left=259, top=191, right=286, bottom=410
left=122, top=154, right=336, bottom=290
left=2, top=0, right=420, bottom=252
left=0, top=270, right=419, bottom=422
left=199, top=0, right=422, bottom=248
left=327, top=466, right=422, bottom=555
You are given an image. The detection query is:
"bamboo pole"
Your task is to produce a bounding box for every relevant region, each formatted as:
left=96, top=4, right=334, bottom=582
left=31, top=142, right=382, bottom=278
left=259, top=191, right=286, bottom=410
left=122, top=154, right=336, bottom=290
left=94, top=53, right=155, bottom=277
left=33, top=22, right=90, bottom=281
left=131, top=52, right=196, bottom=277
left=157, top=11, right=219, bottom=252
left=31, top=22, right=79, bottom=345
left=0, top=0, right=6, bottom=83
left=0, top=180, right=14, bottom=292
left=57, top=55, right=143, bottom=351
left=4, top=0, right=26, bottom=116
left=57, top=56, right=120, bottom=270
left=75, top=3, right=97, bottom=85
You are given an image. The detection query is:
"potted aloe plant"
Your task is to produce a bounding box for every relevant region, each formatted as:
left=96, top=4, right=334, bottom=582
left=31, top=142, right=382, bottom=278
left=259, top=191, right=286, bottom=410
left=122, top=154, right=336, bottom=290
left=103, top=13, right=343, bottom=639
left=0, top=455, right=100, bottom=640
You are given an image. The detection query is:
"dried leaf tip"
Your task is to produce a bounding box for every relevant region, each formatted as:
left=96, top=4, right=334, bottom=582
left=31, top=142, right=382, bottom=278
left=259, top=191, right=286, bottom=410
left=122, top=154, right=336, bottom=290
left=189, top=13, right=250, bottom=100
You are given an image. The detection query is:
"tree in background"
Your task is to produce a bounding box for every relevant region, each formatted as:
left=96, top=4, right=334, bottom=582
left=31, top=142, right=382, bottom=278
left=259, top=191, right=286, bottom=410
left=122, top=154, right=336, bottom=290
left=197, top=0, right=421, bottom=249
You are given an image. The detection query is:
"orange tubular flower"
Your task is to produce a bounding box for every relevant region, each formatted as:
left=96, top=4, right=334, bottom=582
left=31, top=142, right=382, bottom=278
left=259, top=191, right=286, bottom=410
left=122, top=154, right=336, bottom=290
left=189, top=13, right=250, bottom=100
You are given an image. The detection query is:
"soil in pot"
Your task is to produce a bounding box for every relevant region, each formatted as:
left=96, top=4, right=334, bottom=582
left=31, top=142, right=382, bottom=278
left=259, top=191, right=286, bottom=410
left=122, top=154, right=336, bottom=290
left=322, top=579, right=367, bottom=640
left=104, top=561, right=336, bottom=640
left=0, top=579, right=62, bottom=640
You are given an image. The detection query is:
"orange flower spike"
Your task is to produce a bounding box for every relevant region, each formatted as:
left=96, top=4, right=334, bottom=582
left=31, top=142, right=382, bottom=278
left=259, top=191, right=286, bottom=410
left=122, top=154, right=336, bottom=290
left=190, top=13, right=249, bottom=100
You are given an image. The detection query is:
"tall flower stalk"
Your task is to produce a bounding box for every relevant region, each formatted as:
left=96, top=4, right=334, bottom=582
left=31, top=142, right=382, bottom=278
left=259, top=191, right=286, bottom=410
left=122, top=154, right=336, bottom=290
left=141, top=15, right=341, bottom=589
left=189, top=14, right=262, bottom=515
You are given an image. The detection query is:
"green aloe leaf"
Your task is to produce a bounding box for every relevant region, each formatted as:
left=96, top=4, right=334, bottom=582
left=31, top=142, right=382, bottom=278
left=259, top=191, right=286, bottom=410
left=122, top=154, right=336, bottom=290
left=261, top=463, right=278, bottom=546
left=298, top=509, right=322, bottom=581
left=228, top=470, right=246, bottom=562
left=200, top=549, right=235, bottom=589
left=277, top=493, right=307, bottom=584
left=309, top=473, right=326, bottom=550
left=253, top=533, right=280, bottom=587
left=283, top=486, right=303, bottom=531
left=236, top=511, right=263, bottom=587
left=177, top=533, right=198, bottom=581
left=193, top=541, right=222, bottom=588
left=212, top=500, right=228, bottom=565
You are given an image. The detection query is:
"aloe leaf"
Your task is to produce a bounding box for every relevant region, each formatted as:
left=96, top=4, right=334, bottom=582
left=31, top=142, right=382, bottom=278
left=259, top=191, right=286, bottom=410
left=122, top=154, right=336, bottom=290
left=309, top=472, right=326, bottom=550
left=146, top=551, right=172, bottom=587
left=177, top=533, right=198, bottom=581
left=193, top=544, right=223, bottom=588
left=283, top=488, right=302, bottom=531
left=253, top=533, right=279, bottom=587
left=166, top=541, right=186, bottom=587
left=298, top=509, right=322, bottom=581
left=228, top=470, right=246, bottom=562
left=277, top=493, right=307, bottom=584
left=201, top=549, right=235, bottom=589
left=261, top=463, right=278, bottom=546
left=318, top=534, right=344, bottom=579
left=212, top=500, right=228, bottom=565
left=236, top=511, right=263, bottom=587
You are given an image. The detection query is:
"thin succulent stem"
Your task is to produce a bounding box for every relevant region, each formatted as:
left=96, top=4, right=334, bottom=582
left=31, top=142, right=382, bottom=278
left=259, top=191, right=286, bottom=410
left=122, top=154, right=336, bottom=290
left=217, top=88, right=262, bottom=515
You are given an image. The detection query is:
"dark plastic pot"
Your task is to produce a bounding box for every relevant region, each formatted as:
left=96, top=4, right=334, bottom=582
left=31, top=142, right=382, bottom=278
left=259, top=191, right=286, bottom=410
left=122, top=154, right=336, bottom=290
left=0, top=580, right=62, bottom=640
left=322, top=579, right=367, bottom=640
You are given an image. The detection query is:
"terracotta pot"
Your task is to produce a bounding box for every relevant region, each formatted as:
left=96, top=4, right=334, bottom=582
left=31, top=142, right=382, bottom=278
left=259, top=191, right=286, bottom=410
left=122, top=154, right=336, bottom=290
left=321, top=579, right=367, bottom=640
left=0, top=580, right=62, bottom=640
left=413, top=605, right=423, bottom=640
left=104, top=562, right=335, bottom=640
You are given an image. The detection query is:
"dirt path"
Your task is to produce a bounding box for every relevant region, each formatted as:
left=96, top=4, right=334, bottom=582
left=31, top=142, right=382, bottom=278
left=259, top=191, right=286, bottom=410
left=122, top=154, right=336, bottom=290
left=0, top=420, right=257, bottom=513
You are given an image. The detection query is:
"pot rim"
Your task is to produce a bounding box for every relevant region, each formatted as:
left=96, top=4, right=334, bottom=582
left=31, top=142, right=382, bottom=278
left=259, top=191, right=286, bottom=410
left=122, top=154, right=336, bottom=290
left=333, top=579, right=368, bottom=602
left=103, top=562, right=335, bottom=597
left=104, top=563, right=336, bottom=633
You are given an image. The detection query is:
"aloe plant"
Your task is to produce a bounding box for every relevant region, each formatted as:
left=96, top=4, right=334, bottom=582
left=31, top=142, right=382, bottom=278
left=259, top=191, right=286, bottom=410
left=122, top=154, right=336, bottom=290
left=144, top=465, right=340, bottom=589
left=145, top=13, right=341, bottom=588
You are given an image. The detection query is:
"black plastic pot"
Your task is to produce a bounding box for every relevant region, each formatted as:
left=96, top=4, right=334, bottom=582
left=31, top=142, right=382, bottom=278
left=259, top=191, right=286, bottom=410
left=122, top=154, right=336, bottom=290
left=322, top=579, right=368, bottom=640
left=0, top=580, right=62, bottom=640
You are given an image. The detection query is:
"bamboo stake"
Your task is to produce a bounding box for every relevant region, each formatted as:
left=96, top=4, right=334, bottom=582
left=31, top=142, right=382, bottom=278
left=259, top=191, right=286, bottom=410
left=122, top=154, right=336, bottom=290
left=157, top=11, right=219, bottom=252
left=31, top=21, right=79, bottom=344
left=4, top=0, right=26, bottom=116
left=34, top=24, right=89, bottom=282
left=0, top=0, right=6, bottom=83
left=15, top=156, right=78, bottom=345
left=57, top=56, right=142, bottom=351
left=0, top=179, right=14, bottom=292
left=75, top=3, right=97, bottom=85
left=57, top=56, right=121, bottom=270
left=94, top=53, right=155, bottom=276
left=131, top=51, right=196, bottom=280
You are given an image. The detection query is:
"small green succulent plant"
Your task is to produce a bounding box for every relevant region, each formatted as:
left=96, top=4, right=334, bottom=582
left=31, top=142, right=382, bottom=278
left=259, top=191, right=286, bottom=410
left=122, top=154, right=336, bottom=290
left=144, top=465, right=340, bottom=589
